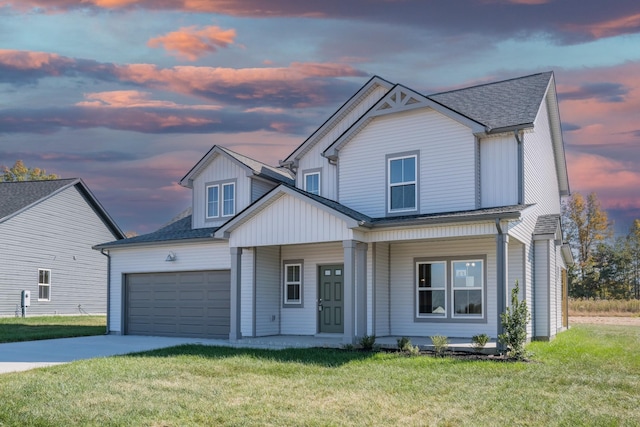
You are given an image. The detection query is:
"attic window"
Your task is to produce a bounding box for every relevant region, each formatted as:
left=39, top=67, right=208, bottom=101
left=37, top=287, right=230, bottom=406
left=206, top=179, right=236, bottom=220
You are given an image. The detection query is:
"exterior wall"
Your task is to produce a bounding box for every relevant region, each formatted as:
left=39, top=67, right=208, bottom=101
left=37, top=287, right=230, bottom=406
left=240, top=248, right=254, bottom=337
left=549, top=242, right=558, bottom=337
left=373, top=242, right=390, bottom=336
left=0, top=186, right=118, bottom=316
left=227, top=194, right=354, bottom=247
left=251, top=178, right=277, bottom=203
left=107, top=241, right=230, bottom=333
left=280, top=242, right=343, bottom=335
left=366, top=222, right=496, bottom=243
left=295, top=85, right=388, bottom=201
left=338, top=108, right=476, bottom=218
left=254, top=246, right=281, bottom=336
left=524, top=242, right=534, bottom=338
left=533, top=239, right=549, bottom=339
left=480, top=134, right=518, bottom=208
left=388, top=238, right=497, bottom=338
left=191, top=154, right=251, bottom=229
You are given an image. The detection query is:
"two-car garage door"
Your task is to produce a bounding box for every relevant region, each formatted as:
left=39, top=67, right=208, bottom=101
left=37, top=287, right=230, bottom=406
left=125, top=271, right=230, bottom=339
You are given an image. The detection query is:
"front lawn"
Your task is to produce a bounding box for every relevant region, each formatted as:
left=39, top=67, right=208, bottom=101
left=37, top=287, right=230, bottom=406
left=0, top=316, right=106, bottom=343
left=1, top=324, right=638, bottom=426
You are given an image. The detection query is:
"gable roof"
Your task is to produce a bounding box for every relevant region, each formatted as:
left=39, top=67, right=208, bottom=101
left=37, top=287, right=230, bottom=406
left=0, top=178, right=124, bottom=239
left=180, top=145, right=294, bottom=188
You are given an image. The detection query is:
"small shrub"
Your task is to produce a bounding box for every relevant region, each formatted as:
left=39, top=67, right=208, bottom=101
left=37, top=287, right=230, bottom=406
left=397, top=336, right=411, bottom=351
left=359, top=334, right=376, bottom=351
left=499, top=280, right=530, bottom=360
left=406, top=344, right=421, bottom=356
left=342, top=343, right=354, bottom=351
left=471, top=333, right=490, bottom=352
left=430, top=335, right=448, bottom=357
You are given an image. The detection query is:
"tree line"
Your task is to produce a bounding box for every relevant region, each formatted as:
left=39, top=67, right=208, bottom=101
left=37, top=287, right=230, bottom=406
left=563, top=192, right=640, bottom=300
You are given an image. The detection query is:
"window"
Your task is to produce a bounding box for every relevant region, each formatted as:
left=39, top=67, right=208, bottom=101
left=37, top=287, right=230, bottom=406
left=388, top=154, right=417, bottom=213
left=206, top=180, right=235, bottom=219
left=38, top=269, right=50, bottom=301
left=416, top=262, right=446, bottom=316
left=283, top=262, right=302, bottom=306
left=452, top=260, right=483, bottom=317
left=304, top=172, right=320, bottom=195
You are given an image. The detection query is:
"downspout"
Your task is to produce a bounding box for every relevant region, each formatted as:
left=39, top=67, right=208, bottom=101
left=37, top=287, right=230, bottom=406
left=514, top=130, right=524, bottom=205
left=495, top=219, right=508, bottom=352
left=100, top=249, right=111, bottom=335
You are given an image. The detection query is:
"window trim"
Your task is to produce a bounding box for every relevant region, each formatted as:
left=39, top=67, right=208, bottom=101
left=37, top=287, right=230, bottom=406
left=413, top=255, right=487, bottom=323
left=205, top=179, right=236, bottom=221
left=386, top=151, right=419, bottom=215
left=302, top=169, right=321, bottom=196
left=283, top=260, right=304, bottom=307
left=38, top=268, right=51, bottom=301
left=451, top=259, right=484, bottom=319
left=415, top=261, right=447, bottom=318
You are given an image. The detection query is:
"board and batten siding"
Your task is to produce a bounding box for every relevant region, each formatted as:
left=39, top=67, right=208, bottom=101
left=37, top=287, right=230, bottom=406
left=280, top=242, right=343, bottom=335
left=296, top=85, right=388, bottom=201
left=107, top=241, right=230, bottom=333
left=338, top=108, right=476, bottom=218
left=480, top=134, right=518, bottom=208
left=254, top=246, right=281, bottom=337
left=227, top=194, right=354, bottom=248
left=191, top=154, right=251, bottom=229
left=0, top=185, right=118, bottom=316
left=388, top=238, right=497, bottom=338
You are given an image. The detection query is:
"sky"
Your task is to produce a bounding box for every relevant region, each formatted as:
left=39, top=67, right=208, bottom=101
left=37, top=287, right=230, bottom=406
left=1, top=0, right=639, bottom=236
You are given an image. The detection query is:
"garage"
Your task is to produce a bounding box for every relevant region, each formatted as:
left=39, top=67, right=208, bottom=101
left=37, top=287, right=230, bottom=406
left=125, top=270, right=230, bottom=339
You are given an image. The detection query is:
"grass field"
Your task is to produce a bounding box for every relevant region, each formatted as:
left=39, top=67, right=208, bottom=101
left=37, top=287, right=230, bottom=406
left=569, top=298, right=640, bottom=316
left=0, top=316, right=106, bottom=343
left=1, top=324, right=638, bottom=426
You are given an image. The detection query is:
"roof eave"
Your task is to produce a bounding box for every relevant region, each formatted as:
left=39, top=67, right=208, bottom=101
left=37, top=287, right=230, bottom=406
left=370, top=210, right=523, bottom=229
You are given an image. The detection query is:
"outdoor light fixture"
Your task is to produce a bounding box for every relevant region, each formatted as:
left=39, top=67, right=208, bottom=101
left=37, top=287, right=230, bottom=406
left=165, top=252, right=177, bottom=262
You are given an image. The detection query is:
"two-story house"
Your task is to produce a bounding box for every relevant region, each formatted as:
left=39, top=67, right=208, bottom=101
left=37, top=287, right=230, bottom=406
left=96, top=71, right=572, bottom=344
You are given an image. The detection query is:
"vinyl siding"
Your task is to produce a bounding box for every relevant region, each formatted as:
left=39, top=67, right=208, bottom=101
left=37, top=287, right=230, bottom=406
left=480, top=134, right=518, bottom=207
left=338, top=108, right=476, bottom=218
left=254, top=246, right=281, bottom=336
left=240, top=248, right=254, bottom=337
left=251, top=179, right=276, bottom=202
left=296, top=85, right=388, bottom=201
left=280, top=242, right=343, bottom=335
left=374, top=242, right=390, bottom=336
left=367, top=222, right=496, bottom=243
left=227, top=194, right=354, bottom=247
left=533, top=240, right=549, bottom=339
left=191, top=154, right=251, bottom=229
left=0, top=186, right=118, bottom=316
left=388, top=238, right=497, bottom=338
left=107, top=241, right=230, bottom=333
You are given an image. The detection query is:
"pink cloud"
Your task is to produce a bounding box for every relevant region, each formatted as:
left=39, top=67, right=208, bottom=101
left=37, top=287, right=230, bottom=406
left=76, top=90, right=221, bottom=110
left=0, top=49, right=73, bottom=70
left=564, top=13, right=640, bottom=39
left=148, top=25, right=237, bottom=61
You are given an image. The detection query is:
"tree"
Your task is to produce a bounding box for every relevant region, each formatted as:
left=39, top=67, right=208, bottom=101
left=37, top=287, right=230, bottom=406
left=628, top=219, right=640, bottom=299
left=499, top=281, right=529, bottom=360
left=1, top=160, right=58, bottom=182
left=562, top=192, right=613, bottom=298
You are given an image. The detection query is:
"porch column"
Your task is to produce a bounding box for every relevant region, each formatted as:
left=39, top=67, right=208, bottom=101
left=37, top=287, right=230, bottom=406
left=229, top=247, right=243, bottom=341
left=356, top=242, right=368, bottom=339
left=343, top=240, right=357, bottom=344
left=496, top=232, right=509, bottom=352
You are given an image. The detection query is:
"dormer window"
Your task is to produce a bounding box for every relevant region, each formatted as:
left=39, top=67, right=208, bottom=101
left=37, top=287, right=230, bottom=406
left=387, top=152, right=418, bottom=214
left=303, top=169, right=321, bottom=196
left=206, top=180, right=236, bottom=220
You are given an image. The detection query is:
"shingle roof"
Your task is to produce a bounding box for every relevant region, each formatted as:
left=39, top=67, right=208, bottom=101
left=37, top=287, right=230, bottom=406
left=0, top=178, right=79, bottom=221
left=429, top=72, right=552, bottom=132
left=219, top=147, right=294, bottom=184
left=534, top=214, right=560, bottom=236
left=95, top=214, right=217, bottom=248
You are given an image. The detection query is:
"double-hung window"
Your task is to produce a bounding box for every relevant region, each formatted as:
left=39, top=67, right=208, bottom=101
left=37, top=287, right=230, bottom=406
left=452, top=260, right=483, bottom=317
left=388, top=154, right=417, bottom=213
left=304, top=172, right=320, bottom=195
left=283, top=262, right=302, bottom=306
left=38, top=269, right=51, bottom=301
left=206, top=181, right=235, bottom=219
left=416, top=262, right=446, bottom=316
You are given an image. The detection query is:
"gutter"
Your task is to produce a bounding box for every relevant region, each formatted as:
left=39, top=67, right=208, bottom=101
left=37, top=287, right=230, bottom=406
left=100, top=249, right=111, bottom=335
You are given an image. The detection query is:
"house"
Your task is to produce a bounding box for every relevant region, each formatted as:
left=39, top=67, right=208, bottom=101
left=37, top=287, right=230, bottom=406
left=0, top=178, right=124, bottom=317
left=95, top=71, right=572, bottom=344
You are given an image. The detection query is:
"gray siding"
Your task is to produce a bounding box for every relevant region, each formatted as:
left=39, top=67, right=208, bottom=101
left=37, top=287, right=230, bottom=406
left=480, top=134, right=518, bottom=208
left=0, top=185, right=118, bottom=316
left=255, top=246, right=281, bottom=336
left=251, top=179, right=276, bottom=202
left=374, top=242, right=390, bottom=336
left=533, top=240, right=549, bottom=339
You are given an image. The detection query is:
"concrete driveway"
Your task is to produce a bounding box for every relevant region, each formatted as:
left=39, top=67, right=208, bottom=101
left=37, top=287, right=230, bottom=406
left=0, top=335, right=230, bottom=374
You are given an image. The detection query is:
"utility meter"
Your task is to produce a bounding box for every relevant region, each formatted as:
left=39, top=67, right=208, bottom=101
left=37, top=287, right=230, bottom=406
left=21, top=290, right=31, bottom=307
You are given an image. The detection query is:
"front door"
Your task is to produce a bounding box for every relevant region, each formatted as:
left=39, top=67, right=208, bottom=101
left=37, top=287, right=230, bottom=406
left=318, top=264, right=344, bottom=333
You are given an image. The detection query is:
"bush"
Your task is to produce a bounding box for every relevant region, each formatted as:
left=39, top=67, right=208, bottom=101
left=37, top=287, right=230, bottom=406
left=499, top=280, right=530, bottom=360
left=471, top=333, right=490, bottom=352
left=397, top=336, right=411, bottom=351
left=359, top=335, right=376, bottom=351
left=430, top=335, right=448, bottom=357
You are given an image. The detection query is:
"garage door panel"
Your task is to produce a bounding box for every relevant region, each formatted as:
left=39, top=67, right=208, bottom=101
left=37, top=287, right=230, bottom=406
left=126, top=270, right=230, bottom=339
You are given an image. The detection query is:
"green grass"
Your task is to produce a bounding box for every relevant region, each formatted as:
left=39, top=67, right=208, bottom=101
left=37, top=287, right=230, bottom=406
left=1, top=324, right=638, bottom=426
left=0, top=316, right=106, bottom=343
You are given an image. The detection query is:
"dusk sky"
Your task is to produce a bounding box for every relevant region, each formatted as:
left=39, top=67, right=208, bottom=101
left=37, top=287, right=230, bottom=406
left=1, top=0, right=639, bottom=235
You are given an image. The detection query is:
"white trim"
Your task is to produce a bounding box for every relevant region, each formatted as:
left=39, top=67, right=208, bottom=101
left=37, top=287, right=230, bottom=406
left=451, top=259, right=484, bottom=318
left=222, top=182, right=236, bottom=217
left=283, top=262, right=303, bottom=306
left=388, top=154, right=417, bottom=213
left=206, top=184, right=220, bottom=219
left=38, top=268, right=51, bottom=301
left=303, top=171, right=321, bottom=195
left=415, top=261, right=447, bottom=318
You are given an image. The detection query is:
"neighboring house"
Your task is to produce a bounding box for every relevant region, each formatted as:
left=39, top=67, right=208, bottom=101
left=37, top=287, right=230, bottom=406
left=96, top=71, right=572, bottom=344
left=0, top=179, right=124, bottom=316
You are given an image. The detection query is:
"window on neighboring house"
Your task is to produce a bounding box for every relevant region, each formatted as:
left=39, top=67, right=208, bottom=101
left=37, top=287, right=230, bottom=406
left=452, top=260, right=483, bottom=317
left=304, top=172, right=320, bottom=195
left=38, top=269, right=51, bottom=301
left=222, top=182, right=235, bottom=216
left=416, top=262, right=446, bottom=317
left=283, top=262, right=302, bottom=306
left=206, top=185, right=219, bottom=218
left=388, top=154, right=417, bottom=213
